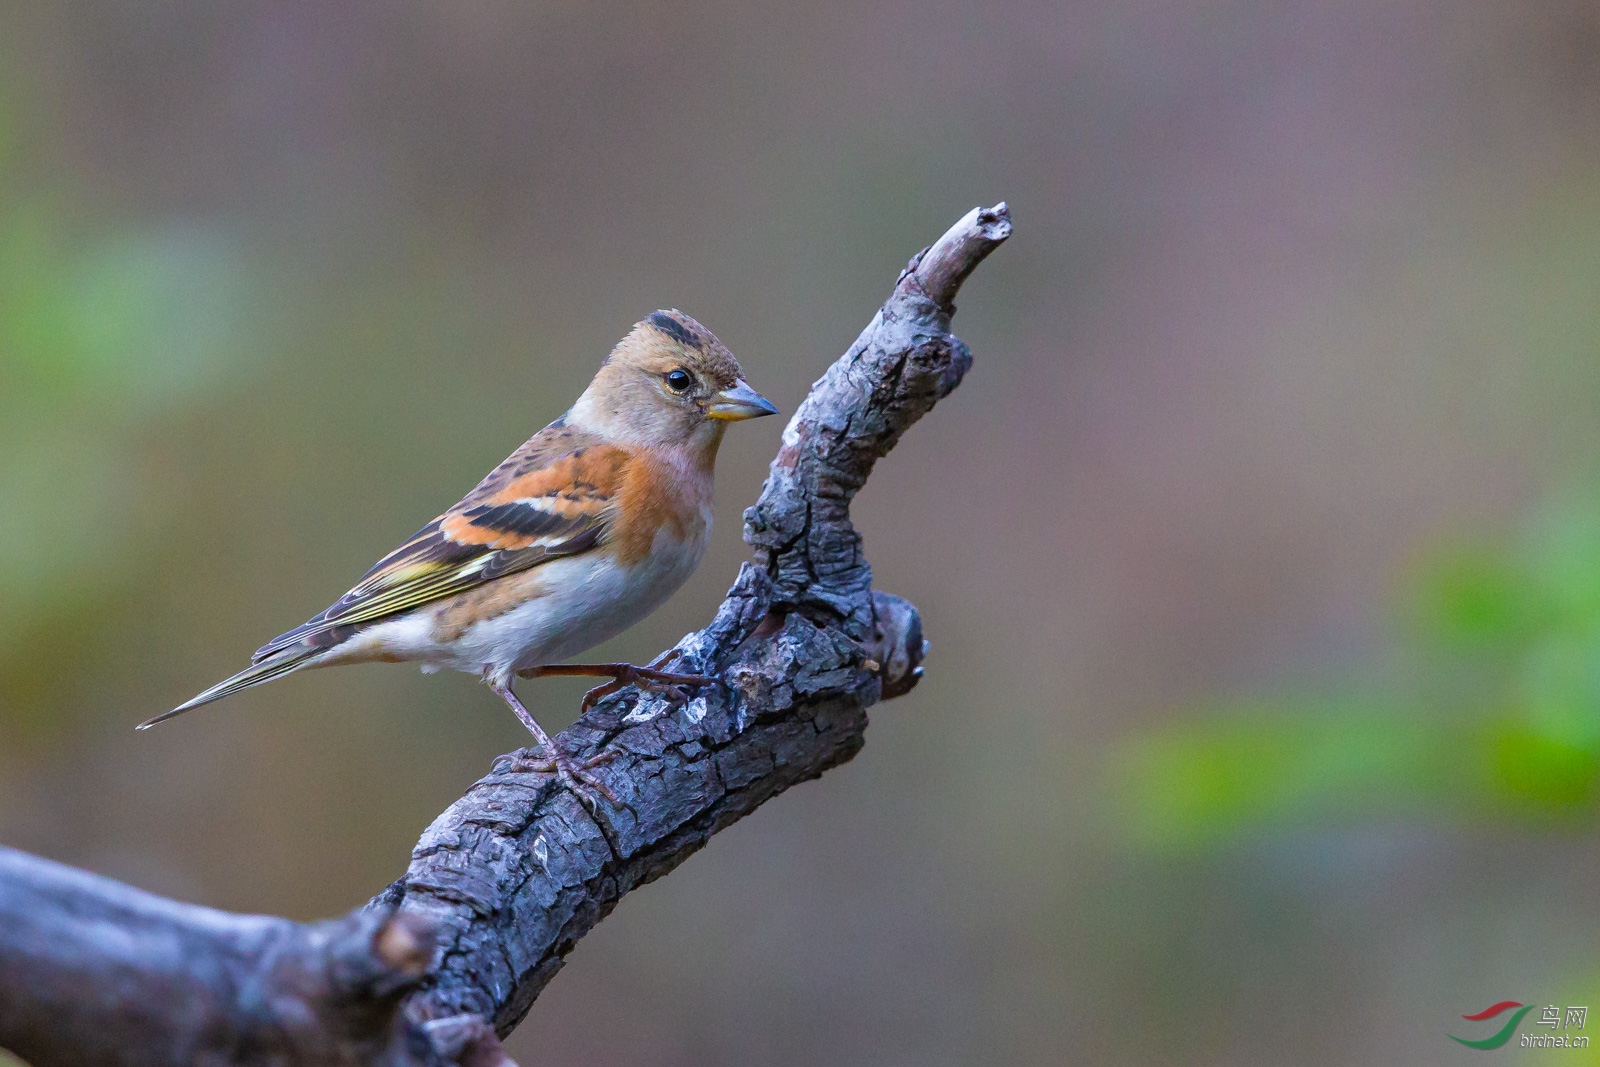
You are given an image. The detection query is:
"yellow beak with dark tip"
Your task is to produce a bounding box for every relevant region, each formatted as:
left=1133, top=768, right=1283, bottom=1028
left=707, top=380, right=778, bottom=421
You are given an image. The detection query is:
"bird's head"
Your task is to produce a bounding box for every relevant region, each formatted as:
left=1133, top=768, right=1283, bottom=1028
left=569, top=310, right=778, bottom=455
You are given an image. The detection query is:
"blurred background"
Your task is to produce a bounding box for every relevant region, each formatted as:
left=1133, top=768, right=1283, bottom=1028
left=2, top=0, right=1599, bottom=1063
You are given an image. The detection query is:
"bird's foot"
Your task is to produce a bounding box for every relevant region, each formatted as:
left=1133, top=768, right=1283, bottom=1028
left=496, top=743, right=622, bottom=804
left=579, top=662, right=716, bottom=714
left=517, top=654, right=717, bottom=714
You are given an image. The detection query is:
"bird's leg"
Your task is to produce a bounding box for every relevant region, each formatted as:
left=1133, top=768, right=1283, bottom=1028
left=519, top=660, right=716, bottom=713
left=487, top=677, right=620, bottom=804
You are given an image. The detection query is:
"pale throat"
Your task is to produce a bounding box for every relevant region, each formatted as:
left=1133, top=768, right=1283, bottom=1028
left=646, top=421, right=725, bottom=496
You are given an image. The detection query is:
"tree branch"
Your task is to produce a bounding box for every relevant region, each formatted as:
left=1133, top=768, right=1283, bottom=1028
left=0, top=203, right=1011, bottom=1066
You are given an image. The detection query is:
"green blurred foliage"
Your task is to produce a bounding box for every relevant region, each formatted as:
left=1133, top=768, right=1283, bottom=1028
left=0, top=154, right=255, bottom=735
left=1115, top=493, right=1600, bottom=850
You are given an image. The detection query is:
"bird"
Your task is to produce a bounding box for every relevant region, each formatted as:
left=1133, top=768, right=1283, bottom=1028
left=139, top=309, right=778, bottom=799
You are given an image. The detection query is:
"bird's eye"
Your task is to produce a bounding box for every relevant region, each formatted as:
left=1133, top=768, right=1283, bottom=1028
left=665, top=369, right=694, bottom=393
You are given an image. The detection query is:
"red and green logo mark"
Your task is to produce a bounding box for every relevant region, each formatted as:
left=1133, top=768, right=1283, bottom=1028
left=1450, top=1002, right=1534, bottom=1050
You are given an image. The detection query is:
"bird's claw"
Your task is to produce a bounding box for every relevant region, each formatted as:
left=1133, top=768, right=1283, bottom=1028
left=580, top=664, right=715, bottom=714
left=495, top=744, right=622, bottom=804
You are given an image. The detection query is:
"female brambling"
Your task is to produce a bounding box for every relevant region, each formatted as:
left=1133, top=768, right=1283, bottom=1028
left=141, top=310, right=777, bottom=797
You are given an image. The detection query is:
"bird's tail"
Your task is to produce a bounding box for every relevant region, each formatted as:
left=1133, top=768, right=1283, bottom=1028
left=137, top=646, right=319, bottom=730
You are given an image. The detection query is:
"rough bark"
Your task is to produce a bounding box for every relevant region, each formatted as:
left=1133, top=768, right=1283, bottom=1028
left=0, top=203, right=1011, bottom=1066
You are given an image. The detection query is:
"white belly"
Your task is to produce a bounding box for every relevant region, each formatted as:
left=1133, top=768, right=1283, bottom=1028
left=330, top=521, right=710, bottom=680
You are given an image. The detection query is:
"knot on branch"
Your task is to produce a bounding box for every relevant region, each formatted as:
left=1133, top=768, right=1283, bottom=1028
left=867, top=591, right=927, bottom=700
left=419, top=1015, right=516, bottom=1067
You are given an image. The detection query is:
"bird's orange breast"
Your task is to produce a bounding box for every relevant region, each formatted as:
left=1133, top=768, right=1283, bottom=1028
left=608, top=450, right=713, bottom=566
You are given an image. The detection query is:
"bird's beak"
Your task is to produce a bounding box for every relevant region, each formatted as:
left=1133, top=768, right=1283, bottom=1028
left=707, top=379, right=779, bottom=421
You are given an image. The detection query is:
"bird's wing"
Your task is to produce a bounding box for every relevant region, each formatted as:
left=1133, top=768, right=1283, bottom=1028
left=253, top=422, right=631, bottom=661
